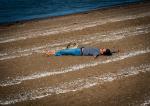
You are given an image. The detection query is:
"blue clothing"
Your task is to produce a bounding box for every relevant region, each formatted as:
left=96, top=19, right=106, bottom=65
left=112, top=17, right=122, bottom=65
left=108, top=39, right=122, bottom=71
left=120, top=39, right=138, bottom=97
left=55, top=48, right=81, bottom=56
left=55, top=47, right=100, bottom=57
left=82, top=47, right=100, bottom=57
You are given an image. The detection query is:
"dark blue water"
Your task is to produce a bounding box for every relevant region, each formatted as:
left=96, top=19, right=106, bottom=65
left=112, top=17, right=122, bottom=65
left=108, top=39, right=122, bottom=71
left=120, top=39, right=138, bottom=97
left=0, top=0, right=141, bottom=25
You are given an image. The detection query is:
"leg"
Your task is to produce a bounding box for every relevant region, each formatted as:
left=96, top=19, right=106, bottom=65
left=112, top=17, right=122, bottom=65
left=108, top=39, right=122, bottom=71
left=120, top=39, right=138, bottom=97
left=55, top=48, right=81, bottom=56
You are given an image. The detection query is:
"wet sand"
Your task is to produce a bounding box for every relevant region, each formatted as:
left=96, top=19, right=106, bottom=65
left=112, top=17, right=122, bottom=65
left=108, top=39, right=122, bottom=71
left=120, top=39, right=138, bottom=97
left=0, top=1, right=150, bottom=106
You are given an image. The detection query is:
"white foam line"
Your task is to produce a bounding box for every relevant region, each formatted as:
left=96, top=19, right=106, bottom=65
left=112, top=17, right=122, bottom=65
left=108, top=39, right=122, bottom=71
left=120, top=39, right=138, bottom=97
left=0, top=53, right=7, bottom=57
left=0, top=64, right=150, bottom=105
left=0, top=11, right=150, bottom=44
left=1, top=24, right=150, bottom=55
left=141, top=98, right=150, bottom=106
left=0, top=24, right=150, bottom=61
left=0, top=48, right=150, bottom=87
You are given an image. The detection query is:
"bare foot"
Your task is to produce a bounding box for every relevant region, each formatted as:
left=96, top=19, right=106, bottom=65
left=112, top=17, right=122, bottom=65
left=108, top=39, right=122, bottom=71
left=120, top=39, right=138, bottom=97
left=45, top=50, right=56, bottom=56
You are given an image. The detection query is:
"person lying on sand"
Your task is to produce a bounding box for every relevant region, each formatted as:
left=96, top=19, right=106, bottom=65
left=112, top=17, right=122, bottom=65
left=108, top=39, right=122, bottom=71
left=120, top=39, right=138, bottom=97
left=46, top=43, right=119, bottom=58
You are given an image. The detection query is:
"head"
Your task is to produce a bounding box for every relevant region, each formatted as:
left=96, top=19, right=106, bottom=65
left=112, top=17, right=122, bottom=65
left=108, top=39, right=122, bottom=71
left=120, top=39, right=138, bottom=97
left=100, top=48, right=112, bottom=56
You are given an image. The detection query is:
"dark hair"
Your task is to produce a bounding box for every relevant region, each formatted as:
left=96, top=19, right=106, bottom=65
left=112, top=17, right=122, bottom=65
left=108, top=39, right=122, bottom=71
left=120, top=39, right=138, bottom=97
left=103, top=49, right=112, bottom=56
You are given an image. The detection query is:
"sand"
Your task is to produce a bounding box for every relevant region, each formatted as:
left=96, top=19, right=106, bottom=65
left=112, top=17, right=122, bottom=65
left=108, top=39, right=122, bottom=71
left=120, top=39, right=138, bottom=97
left=0, top=1, right=150, bottom=106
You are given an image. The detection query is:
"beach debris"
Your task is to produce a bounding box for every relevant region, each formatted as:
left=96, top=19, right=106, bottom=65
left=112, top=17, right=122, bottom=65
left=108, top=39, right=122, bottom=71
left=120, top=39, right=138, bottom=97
left=66, top=42, right=78, bottom=49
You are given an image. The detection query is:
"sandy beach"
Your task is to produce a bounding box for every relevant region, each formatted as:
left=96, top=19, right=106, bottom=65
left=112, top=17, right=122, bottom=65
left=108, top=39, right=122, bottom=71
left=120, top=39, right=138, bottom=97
left=0, top=1, right=150, bottom=106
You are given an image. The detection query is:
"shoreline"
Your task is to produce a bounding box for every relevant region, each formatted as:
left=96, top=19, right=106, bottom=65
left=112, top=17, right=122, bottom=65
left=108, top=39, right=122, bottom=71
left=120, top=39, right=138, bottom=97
left=0, top=1, right=150, bottom=106
left=0, top=0, right=147, bottom=27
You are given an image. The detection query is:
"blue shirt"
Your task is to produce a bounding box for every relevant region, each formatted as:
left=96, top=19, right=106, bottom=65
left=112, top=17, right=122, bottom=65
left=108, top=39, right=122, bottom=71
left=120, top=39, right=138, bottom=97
left=82, top=47, right=100, bottom=57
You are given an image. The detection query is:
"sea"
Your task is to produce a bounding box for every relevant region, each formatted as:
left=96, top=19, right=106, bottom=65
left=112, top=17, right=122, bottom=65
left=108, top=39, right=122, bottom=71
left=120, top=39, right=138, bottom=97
left=0, top=0, right=142, bottom=25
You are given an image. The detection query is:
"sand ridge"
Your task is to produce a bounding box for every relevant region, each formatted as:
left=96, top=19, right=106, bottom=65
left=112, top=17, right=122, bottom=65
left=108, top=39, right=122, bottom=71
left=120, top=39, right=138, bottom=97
left=0, top=2, right=150, bottom=106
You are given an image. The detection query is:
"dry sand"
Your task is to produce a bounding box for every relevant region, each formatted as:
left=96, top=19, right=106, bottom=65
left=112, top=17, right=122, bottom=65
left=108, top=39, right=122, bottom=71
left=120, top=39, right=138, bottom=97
left=0, top=1, right=150, bottom=106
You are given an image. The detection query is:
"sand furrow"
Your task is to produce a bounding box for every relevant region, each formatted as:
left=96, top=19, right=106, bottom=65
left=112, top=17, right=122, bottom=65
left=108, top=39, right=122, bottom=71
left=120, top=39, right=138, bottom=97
left=0, top=49, right=149, bottom=87
left=0, top=3, right=150, bottom=106
left=0, top=11, right=150, bottom=44
left=0, top=63, right=149, bottom=105
left=0, top=24, right=150, bottom=61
